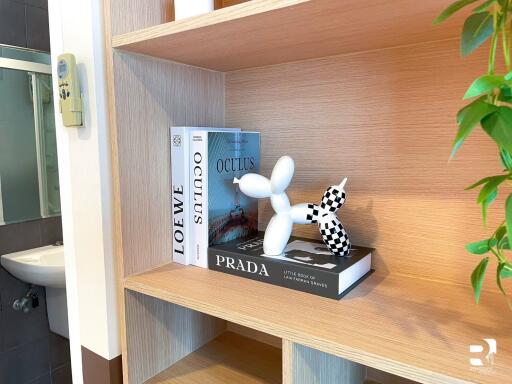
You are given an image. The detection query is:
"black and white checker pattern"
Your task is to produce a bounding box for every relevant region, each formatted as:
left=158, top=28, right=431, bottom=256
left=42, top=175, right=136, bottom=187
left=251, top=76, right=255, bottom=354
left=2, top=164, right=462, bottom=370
left=319, top=219, right=351, bottom=256
left=304, top=203, right=319, bottom=223
left=320, top=187, right=346, bottom=212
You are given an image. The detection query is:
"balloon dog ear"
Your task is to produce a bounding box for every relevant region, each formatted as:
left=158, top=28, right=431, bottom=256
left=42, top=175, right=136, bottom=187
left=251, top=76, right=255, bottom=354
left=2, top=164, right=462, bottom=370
left=270, top=156, right=294, bottom=194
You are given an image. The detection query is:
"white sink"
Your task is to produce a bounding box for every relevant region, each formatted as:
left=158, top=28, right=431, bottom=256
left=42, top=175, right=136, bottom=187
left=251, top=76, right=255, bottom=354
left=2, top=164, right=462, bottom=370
left=1, top=244, right=68, bottom=338
left=1, top=245, right=65, bottom=288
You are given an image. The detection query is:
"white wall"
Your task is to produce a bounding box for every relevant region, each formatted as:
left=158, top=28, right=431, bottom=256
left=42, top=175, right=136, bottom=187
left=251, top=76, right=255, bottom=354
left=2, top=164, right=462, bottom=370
left=48, top=0, right=120, bottom=382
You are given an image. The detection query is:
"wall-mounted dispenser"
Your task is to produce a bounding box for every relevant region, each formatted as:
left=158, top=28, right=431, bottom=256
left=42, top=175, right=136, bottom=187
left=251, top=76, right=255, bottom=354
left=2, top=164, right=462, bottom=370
left=57, top=53, right=83, bottom=127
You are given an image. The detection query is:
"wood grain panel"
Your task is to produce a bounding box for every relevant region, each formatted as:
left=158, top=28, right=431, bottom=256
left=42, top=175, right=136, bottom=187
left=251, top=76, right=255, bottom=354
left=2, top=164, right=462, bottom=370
left=226, top=38, right=509, bottom=290
left=215, top=0, right=250, bottom=9
left=110, top=0, right=173, bottom=36
left=366, top=368, right=418, bottom=384
left=226, top=322, right=282, bottom=348
left=112, top=0, right=466, bottom=71
left=292, top=342, right=366, bottom=384
left=125, top=263, right=512, bottom=384
left=145, top=332, right=282, bottom=383
left=105, top=1, right=224, bottom=379
left=112, top=51, right=224, bottom=278
left=282, top=339, right=293, bottom=384
left=124, top=290, right=226, bottom=384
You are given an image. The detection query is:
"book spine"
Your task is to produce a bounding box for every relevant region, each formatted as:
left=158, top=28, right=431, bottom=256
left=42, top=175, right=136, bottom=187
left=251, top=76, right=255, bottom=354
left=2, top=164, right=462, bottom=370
left=208, top=249, right=340, bottom=299
left=190, top=131, right=209, bottom=268
left=170, top=127, right=189, bottom=265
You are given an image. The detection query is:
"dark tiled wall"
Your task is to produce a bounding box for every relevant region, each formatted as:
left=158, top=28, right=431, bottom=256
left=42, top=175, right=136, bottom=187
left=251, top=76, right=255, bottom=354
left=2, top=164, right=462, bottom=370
left=0, top=0, right=50, bottom=52
left=0, top=217, right=72, bottom=384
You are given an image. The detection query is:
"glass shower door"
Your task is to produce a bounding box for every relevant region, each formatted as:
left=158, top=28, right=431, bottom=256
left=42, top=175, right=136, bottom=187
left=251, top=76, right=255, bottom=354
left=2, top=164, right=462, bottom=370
left=0, top=66, right=40, bottom=223
left=0, top=45, right=60, bottom=224
left=32, top=72, right=60, bottom=217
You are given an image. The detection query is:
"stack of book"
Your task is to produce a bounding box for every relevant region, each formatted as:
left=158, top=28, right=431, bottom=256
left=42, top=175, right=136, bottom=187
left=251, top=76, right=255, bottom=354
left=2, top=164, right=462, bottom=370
left=170, top=127, right=373, bottom=299
left=170, top=127, right=260, bottom=267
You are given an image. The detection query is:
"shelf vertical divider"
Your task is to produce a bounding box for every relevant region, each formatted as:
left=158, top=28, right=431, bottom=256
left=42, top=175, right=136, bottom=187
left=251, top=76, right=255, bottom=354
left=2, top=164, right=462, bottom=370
left=285, top=340, right=366, bottom=384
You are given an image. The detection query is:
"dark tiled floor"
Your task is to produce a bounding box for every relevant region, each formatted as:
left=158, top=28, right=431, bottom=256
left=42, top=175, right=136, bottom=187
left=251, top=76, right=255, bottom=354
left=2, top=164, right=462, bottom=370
left=0, top=337, right=51, bottom=384
left=50, top=363, right=72, bottom=384
left=49, top=333, right=70, bottom=371
left=27, top=373, right=52, bottom=384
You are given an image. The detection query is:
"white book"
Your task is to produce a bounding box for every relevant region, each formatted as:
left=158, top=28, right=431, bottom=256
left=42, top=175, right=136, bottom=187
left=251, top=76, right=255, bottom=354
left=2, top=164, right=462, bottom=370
left=190, top=130, right=260, bottom=268
left=170, top=127, right=239, bottom=265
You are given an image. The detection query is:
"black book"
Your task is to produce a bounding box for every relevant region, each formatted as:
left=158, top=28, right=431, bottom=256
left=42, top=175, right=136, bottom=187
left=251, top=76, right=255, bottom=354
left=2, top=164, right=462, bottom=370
left=208, top=232, right=373, bottom=300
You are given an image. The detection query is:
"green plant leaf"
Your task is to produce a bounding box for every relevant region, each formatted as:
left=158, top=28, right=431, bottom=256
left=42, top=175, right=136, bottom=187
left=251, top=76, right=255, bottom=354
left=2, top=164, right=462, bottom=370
left=434, top=0, right=480, bottom=24
left=466, top=238, right=497, bottom=254
left=451, top=99, right=498, bottom=158
left=500, top=236, right=510, bottom=249
left=464, top=75, right=506, bottom=99
left=500, top=262, right=512, bottom=278
left=482, top=189, right=498, bottom=224
left=506, top=193, right=512, bottom=248
left=505, top=71, right=512, bottom=81
left=496, top=225, right=507, bottom=241
left=497, top=263, right=508, bottom=294
left=471, top=257, right=489, bottom=303
left=461, top=12, right=494, bottom=56
left=481, top=107, right=512, bottom=152
left=473, top=0, right=496, bottom=12
left=466, top=174, right=508, bottom=190
left=476, top=176, right=507, bottom=203
left=498, top=85, right=512, bottom=103
left=500, top=148, right=512, bottom=170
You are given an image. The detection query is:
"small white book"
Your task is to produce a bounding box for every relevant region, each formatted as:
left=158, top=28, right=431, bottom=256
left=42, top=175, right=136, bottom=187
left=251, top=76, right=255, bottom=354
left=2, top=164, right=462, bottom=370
left=170, top=127, right=239, bottom=265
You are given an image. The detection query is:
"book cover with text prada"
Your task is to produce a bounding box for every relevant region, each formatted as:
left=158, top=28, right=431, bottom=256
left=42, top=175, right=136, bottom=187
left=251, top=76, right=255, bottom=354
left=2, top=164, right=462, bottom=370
left=170, top=127, right=240, bottom=265
left=208, top=233, right=373, bottom=299
left=191, top=131, right=260, bottom=268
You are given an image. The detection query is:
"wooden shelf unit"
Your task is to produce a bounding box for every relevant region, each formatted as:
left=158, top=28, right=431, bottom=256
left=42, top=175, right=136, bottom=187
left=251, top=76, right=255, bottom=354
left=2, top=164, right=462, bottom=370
left=111, top=0, right=465, bottom=71
left=125, top=263, right=512, bottom=384
left=104, top=1, right=512, bottom=384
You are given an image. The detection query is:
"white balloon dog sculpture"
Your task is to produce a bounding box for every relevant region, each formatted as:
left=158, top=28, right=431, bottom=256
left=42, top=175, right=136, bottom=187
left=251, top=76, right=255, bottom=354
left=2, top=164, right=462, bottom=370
left=233, top=156, right=351, bottom=257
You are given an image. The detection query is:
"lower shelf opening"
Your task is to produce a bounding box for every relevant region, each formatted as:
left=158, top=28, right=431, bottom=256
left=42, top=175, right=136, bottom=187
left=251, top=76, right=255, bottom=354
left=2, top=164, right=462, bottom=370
left=145, top=331, right=282, bottom=384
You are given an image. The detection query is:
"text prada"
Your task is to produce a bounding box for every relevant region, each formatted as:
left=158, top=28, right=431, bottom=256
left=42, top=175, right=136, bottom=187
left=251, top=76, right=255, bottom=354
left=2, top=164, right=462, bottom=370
left=215, top=255, right=269, bottom=276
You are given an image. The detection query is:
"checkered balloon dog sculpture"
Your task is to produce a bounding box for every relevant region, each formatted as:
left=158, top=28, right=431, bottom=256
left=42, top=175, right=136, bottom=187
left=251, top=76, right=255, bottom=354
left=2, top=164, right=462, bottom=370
left=233, top=156, right=351, bottom=257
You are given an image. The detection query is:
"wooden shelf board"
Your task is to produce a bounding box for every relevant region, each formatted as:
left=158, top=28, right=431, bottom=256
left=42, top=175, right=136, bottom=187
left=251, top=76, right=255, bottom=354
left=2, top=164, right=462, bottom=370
left=125, top=263, right=512, bottom=384
left=111, top=0, right=464, bottom=71
left=145, top=331, right=281, bottom=384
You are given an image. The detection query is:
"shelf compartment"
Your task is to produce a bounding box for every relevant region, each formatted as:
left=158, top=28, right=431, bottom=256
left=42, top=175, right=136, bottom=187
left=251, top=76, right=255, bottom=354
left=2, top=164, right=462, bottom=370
left=111, top=0, right=463, bottom=71
left=145, top=331, right=281, bottom=384
left=125, top=263, right=512, bottom=384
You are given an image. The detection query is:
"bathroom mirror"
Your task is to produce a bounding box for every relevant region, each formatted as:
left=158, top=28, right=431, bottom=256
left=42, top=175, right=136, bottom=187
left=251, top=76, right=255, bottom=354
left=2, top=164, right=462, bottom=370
left=0, top=45, right=60, bottom=225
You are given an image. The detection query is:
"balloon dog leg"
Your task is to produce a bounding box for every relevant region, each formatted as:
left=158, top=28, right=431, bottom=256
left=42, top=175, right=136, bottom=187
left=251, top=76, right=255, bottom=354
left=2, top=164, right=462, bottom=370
left=263, top=213, right=293, bottom=256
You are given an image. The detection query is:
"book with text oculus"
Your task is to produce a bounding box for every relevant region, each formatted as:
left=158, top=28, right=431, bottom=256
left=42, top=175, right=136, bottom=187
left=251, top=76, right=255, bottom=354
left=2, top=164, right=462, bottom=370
left=191, top=131, right=260, bottom=268
left=208, top=233, right=373, bottom=299
left=170, top=127, right=240, bottom=265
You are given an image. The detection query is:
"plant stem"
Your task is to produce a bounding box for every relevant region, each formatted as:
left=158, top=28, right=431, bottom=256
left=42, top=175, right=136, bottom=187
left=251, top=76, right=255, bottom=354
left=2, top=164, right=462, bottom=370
left=503, top=1, right=511, bottom=71
left=489, top=6, right=500, bottom=74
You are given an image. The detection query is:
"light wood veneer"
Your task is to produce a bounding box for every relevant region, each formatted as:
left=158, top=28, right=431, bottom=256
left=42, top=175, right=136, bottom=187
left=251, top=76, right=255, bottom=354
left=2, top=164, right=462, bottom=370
left=111, top=0, right=466, bottom=71
left=125, top=263, right=512, bottom=384
left=226, top=38, right=509, bottom=292
left=144, top=332, right=282, bottom=384
left=104, top=1, right=511, bottom=383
